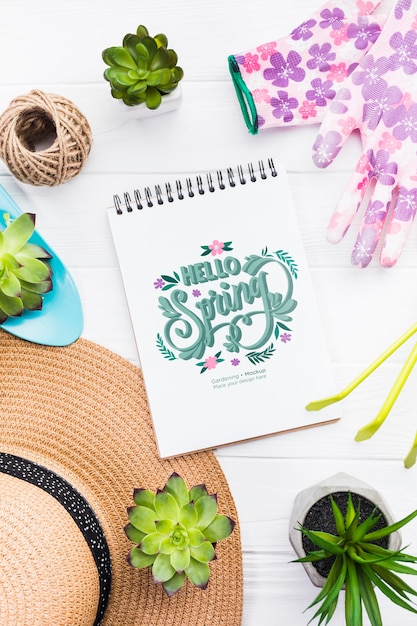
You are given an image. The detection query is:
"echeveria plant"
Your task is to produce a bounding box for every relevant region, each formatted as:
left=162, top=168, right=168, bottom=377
left=295, top=493, right=417, bottom=626
left=102, top=24, right=184, bottom=109
left=0, top=212, right=52, bottom=322
left=125, top=472, right=235, bottom=596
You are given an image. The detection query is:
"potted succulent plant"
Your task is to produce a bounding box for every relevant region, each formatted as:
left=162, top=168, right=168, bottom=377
left=289, top=473, right=417, bottom=626
left=102, top=24, right=184, bottom=117
left=0, top=212, right=52, bottom=322
left=125, top=472, right=235, bottom=596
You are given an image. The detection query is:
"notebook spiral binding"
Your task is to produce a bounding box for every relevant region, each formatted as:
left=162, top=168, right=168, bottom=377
left=113, top=157, right=277, bottom=214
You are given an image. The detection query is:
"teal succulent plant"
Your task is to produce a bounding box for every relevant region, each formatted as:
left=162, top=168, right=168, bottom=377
left=125, top=472, right=235, bottom=596
left=295, top=493, right=417, bottom=626
left=0, top=212, right=52, bottom=322
left=102, top=24, right=184, bottom=109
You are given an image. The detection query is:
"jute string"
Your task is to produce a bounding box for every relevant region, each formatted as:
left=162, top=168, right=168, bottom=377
left=0, top=90, right=92, bottom=186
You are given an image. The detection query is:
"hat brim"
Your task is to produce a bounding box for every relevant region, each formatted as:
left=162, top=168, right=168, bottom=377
left=0, top=330, right=243, bottom=626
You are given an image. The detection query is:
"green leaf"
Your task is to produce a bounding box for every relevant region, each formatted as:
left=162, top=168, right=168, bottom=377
left=373, top=563, right=417, bottom=597
left=136, top=25, right=149, bottom=38
left=102, top=46, right=136, bottom=70
left=190, top=541, right=215, bottom=564
left=3, top=213, right=35, bottom=253
left=330, top=496, right=346, bottom=536
left=164, top=473, right=190, bottom=507
left=299, top=526, right=345, bottom=555
left=133, top=488, right=156, bottom=509
left=145, top=86, right=162, bottom=110
left=121, top=34, right=141, bottom=61
left=180, top=502, right=198, bottom=529
left=0, top=289, right=22, bottom=316
left=363, top=563, right=417, bottom=613
left=147, top=68, right=172, bottom=86
left=104, top=66, right=137, bottom=87
left=124, top=522, right=146, bottom=545
left=140, top=531, right=163, bottom=555
left=189, top=483, right=208, bottom=503
left=128, top=505, right=156, bottom=534
left=195, top=495, right=218, bottom=530
left=356, top=566, right=382, bottom=626
left=19, top=278, right=52, bottom=294
left=141, top=36, right=158, bottom=59
left=14, top=256, right=51, bottom=282
left=170, top=546, right=190, bottom=572
left=345, top=559, right=362, bottom=626
left=187, top=528, right=205, bottom=547
left=128, top=546, right=156, bottom=569
left=155, top=491, right=180, bottom=522
left=149, top=46, right=170, bottom=71
left=309, top=557, right=346, bottom=622
left=21, top=288, right=42, bottom=311
left=152, top=552, right=176, bottom=583
left=184, top=557, right=210, bottom=589
left=351, top=511, right=381, bottom=543
left=1, top=272, right=21, bottom=297
left=203, top=514, right=234, bottom=542
left=160, top=274, right=179, bottom=284
left=364, top=508, right=417, bottom=542
left=154, top=33, right=168, bottom=48
left=162, top=571, right=186, bottom=597
left=19, top=242, right=51, bottom=259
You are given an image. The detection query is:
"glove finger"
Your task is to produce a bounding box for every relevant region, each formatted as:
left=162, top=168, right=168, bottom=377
left=326, top=155, right=373, bottom=243
left=380, top=178, right=417, bottom=268
left=312, top=84, right=363, bottom=168
left=351, top=182, right=393, bottom=268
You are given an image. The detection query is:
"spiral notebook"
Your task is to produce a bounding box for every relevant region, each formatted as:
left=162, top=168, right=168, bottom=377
left=107, top=157, right=338, bottom=458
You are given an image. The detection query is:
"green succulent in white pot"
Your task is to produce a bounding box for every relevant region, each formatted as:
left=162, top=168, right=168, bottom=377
left=102, top=24, right=184, bottom=113
left=125, top=472, right=235, bottom=596
left=0, top=212, right=52, bottom=322
left=289, top=473, right=417, bottom=626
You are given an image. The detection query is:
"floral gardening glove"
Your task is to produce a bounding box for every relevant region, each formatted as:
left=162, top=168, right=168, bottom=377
left=228, top=0, right=385, bottom=134
left=313, top=0, right=417, bottom=268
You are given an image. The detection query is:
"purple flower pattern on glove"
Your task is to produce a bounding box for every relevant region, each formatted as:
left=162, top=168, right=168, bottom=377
left=270, top=91, right=299, bottom=122
left=388, top=29, right=417, bottom=74
left=352, top=226, right=379, bottom=267
left=312, top=0, right=417, bottom=268
left=263, top=51, right=305, bottom=87
left=320, top=7, right=346, bottom=30
left=307, top=43, right=336, bottom=71
left=347, top=16, right=382, bottom=49
left=291, top=18, right=317, bottom=41
left=230, top=0, right=384, bottom=129
left=364, top=199, right=387, bottom=223
left=306, top=78, right=336, bottom=106
left=395, top=186, right=417, bottom=220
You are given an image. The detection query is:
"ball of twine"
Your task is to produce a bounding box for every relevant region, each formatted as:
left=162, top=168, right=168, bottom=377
left=0, top=90, right=92, bottom=186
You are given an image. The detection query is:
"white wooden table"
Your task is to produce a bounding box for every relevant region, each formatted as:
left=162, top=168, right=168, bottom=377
left=2, top=1, right=417, bottom=624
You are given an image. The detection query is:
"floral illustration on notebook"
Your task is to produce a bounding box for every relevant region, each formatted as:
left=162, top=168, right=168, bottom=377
left=154, top=239, right=299, bottom=374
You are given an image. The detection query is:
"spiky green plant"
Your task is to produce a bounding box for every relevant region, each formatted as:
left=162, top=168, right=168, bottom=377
left=0, top=212, right=52, bottom=322
left=125, top=472, right=235, bottom=596
left=102, top=24, right=184, bottom=109
left=295, top=493, right=417, bottom=626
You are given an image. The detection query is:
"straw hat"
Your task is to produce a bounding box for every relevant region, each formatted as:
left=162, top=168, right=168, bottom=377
left=0, top=330, right=243, bottom=625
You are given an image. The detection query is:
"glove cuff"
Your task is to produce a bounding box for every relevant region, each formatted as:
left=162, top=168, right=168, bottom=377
left=229, top=0, right=384, bottom=133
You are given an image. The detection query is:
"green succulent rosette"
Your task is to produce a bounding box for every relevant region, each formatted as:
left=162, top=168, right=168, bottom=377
left=125, top=472, right=235, bottom=596
left=102, top=24, right=184, bottom=109
left=0, top=212, right=52, bottom=322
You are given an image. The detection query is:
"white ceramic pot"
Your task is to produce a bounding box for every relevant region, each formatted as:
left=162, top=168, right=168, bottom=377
left=288, top=473, right=402, bottom=588
left=118, top=85, right=183, bottom=120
